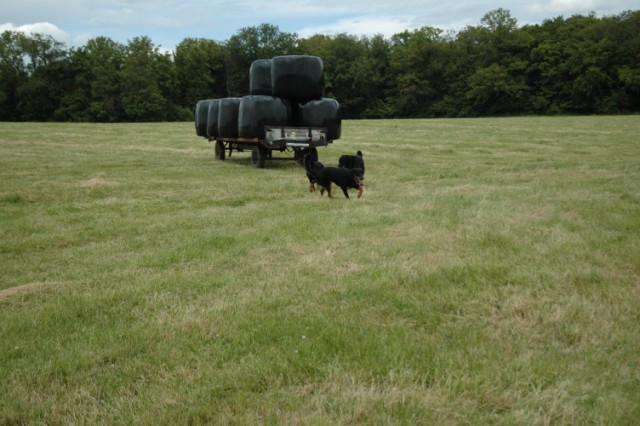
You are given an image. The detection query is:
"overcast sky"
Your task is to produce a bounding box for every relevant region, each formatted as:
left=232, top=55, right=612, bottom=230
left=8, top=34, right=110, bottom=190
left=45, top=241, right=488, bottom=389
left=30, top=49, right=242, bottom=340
left=1, top=0, right=637, bottom=51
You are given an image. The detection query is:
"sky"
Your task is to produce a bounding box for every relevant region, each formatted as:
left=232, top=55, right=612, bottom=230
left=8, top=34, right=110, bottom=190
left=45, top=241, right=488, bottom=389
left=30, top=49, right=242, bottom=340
left=1, top=0, right=637, bottom=52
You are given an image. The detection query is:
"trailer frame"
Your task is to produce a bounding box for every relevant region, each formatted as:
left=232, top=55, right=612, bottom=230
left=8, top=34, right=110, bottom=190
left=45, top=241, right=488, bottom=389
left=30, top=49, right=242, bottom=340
left=209, top=126, right=331, bottom=168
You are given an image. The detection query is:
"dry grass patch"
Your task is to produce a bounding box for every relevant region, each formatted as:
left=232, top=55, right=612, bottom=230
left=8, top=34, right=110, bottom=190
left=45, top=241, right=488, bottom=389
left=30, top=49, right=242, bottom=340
left=0, top=282, right=68, bottom=303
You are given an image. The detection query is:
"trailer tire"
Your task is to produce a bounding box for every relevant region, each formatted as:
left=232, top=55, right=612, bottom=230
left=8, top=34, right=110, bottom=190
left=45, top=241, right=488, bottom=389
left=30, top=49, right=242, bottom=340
left=215, top=141, right=225, bottom=161
left=251, top=145, right=267, bottom=168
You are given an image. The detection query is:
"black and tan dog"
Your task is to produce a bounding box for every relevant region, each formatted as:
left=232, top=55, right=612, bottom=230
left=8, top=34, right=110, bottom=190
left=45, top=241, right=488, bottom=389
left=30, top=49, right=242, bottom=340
left=304, top=153, right=363, bottom=199
left=338, top=151, right=365, bottom=177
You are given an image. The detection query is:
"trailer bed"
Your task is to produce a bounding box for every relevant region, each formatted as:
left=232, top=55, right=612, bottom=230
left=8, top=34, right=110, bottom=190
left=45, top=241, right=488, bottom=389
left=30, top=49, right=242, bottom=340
left=209, top=126, right=331, bottom=168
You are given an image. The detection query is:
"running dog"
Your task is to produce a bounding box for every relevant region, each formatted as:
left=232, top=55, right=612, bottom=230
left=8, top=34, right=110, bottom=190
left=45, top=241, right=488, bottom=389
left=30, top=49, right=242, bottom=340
left=304, top=153, right=363, bottom=199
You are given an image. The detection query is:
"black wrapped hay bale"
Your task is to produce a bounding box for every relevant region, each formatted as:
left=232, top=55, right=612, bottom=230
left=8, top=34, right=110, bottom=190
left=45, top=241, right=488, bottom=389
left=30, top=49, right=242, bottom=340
left=195, top=99, right=213, bottom=137
left=250, top=59, right=272, bottom=96
left=238, top=95, right=291, bottom=139
left=271, top=55, right=324, bottom=101
left=206, top=99, right=221, bottom=138
left=217, top=97, right=242, bottom=138
left=294, top=98, right=341, bottom=140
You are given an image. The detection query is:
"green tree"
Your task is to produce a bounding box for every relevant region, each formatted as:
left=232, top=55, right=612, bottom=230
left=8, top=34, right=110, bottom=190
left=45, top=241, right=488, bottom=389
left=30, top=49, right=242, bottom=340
left=526, top=17, right=566, bottom=113
left=603, top=11, right=640, bottom=111
left=14, top=32, right=67, bottom=120
left=527, top=14, right=616, bottom=113
left=121, top=36, right=167, bottom=121
left=618, top=65, right=640, bottom=110
left=56, top=37, right=126, bottom=121
left=361, top=34, right=395, bottom=118
left=390, top=27, right=452, bottom=117
left=155, top=50, right=186, bottom=120
left=463, top=9, right=531, bottom=115
left=174, top=38, right=226, bottom=108
left=466, top=63, right=529, bottom=114
left=3, top=9, right=640, bottom=121
left=0, top=31, right=27, bottom=120
left=86, top=37, right=126, bottom=121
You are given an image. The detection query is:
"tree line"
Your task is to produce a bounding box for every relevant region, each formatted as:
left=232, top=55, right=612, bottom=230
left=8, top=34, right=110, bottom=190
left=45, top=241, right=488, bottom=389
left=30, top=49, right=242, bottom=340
left=1, top=9, right=639, bottom=122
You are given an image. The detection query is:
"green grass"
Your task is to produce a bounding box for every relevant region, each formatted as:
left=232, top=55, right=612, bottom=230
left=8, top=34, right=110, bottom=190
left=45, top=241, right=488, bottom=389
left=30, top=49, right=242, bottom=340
left=1, top=117, right=639, bottom=424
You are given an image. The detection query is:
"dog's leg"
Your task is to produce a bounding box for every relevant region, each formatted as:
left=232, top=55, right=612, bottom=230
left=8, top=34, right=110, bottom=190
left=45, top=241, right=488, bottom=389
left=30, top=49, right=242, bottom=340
left=326, top=183, right=334, bottom=199
left=309, top=183, right=316, bottom=192
left=341, top=187, right=350, bottom=199
left=357, top=186, right=364, bottom=198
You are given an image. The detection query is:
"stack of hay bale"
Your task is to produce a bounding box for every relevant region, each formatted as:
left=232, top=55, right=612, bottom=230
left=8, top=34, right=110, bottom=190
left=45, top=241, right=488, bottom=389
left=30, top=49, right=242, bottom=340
left=195, top=55, right=341, bottom=141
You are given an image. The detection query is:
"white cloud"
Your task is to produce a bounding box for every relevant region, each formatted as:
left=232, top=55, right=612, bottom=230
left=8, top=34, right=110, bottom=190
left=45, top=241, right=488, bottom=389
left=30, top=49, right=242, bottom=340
left=298, top=16, right=417, bottom=39
left=527, top=0, right=631, bottom=15
left=0, top=22, right=70, bottom=43
left=547, top=0, right=610, bottom=12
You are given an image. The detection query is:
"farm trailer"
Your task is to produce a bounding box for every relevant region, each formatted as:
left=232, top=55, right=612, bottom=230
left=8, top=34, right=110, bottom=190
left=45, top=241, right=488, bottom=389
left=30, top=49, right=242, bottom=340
left=195, top=56, right=341, bottom=168
left=208, top=125, right=332, bottom=168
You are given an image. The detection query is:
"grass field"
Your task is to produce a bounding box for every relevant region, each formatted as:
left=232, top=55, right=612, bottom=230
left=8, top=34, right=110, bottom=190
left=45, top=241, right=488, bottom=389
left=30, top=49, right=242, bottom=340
left=1, top=117, right=639, bottom=424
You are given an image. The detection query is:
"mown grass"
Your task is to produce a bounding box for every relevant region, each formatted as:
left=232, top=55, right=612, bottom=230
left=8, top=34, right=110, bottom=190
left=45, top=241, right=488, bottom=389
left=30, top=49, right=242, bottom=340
left=1, top=117, right=639, bottom=424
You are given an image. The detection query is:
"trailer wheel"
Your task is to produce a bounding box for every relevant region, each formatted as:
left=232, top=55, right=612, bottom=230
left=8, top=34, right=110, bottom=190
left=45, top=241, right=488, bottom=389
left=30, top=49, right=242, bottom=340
left=215, top=141, right=225, bottom=160
left=251, top=146, right=267, bottom=168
